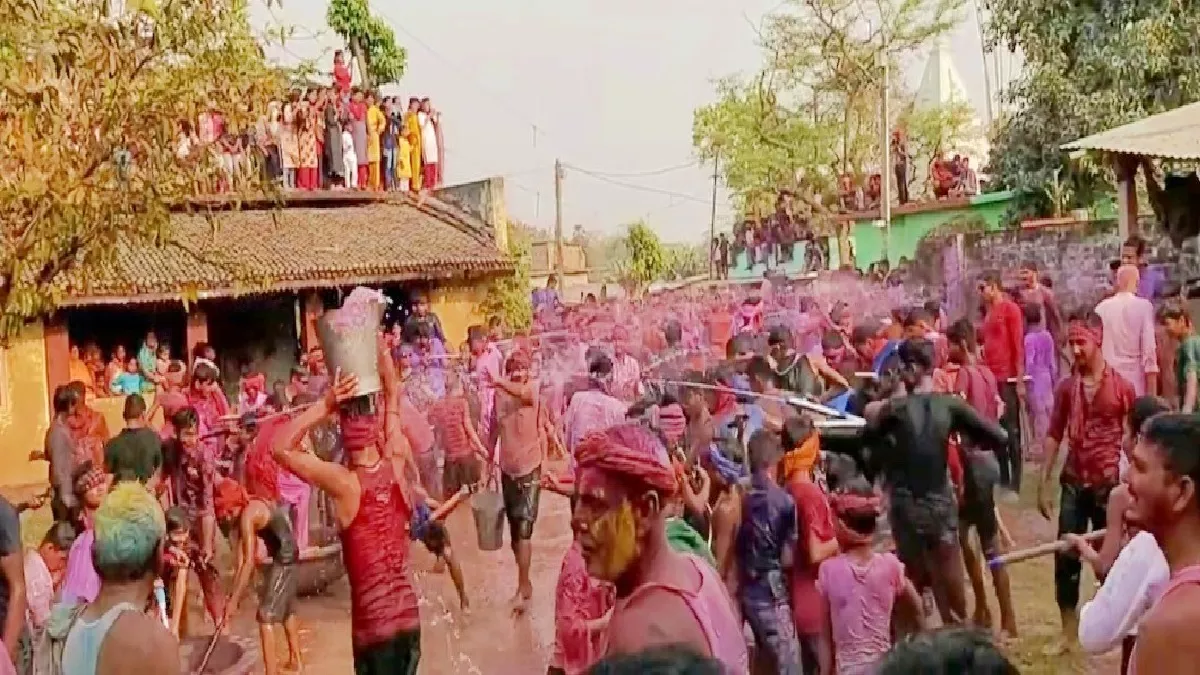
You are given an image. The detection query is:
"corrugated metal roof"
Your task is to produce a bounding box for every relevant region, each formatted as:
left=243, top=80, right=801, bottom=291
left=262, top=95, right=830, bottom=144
left=1062, top=101, right=1200, bottom=160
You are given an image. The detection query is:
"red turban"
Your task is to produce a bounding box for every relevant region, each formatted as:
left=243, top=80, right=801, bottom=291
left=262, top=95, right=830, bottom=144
left=574, top=423, right=678, bottom=496
left=214, top=477, right=249, bottom=521
left=1068, top=320, right=1102, bottom=346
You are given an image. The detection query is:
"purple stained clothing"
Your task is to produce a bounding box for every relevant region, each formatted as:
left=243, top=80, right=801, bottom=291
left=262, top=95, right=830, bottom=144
left=60, top=527, right=100, bottom=605
left=277, top=468, right=311, bottom=550
left=1025, top=328, right=1058, bottom=440
left=736, top=473, right=798, bottom=596
left=1138, top=265, right=1166, bottom=301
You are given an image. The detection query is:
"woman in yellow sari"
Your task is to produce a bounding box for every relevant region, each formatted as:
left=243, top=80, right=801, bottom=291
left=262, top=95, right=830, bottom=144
left=67, top=345, right=95, bottom=398
left=403, top=97, right=423, bottom=192
left=366, top=92, right=386, bottom=190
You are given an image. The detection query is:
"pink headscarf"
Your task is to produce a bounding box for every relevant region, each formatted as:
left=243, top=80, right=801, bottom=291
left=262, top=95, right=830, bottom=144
left=575, top=423, right=677, bottom=496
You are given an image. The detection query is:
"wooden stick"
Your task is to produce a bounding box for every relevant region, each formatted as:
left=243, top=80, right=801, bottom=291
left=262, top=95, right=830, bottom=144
left=170, top=571, right=187, bottom=638
left=195, top=613, right=228, bottom=673
left=987, top=529, right=1106, bottom=569
left=430, top=486, right=470, bottom=522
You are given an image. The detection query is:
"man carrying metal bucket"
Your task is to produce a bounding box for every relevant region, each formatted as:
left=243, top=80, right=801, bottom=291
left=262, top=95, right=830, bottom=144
left=272, top=290, right=431, bottom=675
left=492, top=349, right=543, bottom=617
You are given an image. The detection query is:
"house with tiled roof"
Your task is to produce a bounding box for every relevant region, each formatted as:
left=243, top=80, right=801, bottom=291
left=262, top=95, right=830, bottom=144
left=2, top=183, right=515, bottom=487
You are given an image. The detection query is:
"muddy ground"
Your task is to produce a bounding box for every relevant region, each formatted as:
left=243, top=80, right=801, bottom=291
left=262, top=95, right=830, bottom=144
left=13, top=469, right=1123, bottom=674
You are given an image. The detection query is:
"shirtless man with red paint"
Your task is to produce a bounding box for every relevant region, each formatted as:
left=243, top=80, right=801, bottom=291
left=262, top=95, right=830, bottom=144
left=272, top=340, right=432, bottom=675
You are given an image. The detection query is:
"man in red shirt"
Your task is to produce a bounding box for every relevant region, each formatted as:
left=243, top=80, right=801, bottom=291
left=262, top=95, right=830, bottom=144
left=1037, top=310, right=1134, bottom=654
left=979, top=272, right=1026, bottom=493
left=780, top=417, right=837, bottom=673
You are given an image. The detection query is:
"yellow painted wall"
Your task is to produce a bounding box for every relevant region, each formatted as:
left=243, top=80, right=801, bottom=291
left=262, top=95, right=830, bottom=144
left=431, top=284, right=489, bottom=351
left=0, top=322, right=51, bottom=487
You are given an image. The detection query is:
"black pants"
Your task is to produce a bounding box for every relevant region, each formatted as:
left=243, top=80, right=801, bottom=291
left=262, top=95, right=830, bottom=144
left=895, top=165, right=909, bottom=204
left=354, top=629, right=421, bottom=675
left=1055, top=482, right=1111, bottom=610
left=796, top=633, right=820, bottom=675
left=997, top=382, right=1023, bottom=492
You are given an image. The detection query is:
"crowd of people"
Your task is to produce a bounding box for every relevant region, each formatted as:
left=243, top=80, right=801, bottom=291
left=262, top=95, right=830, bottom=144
left=714, top=140, right=983, bottom=277
left=179, top=50, right=445, bottom=194
left=1, top=231, right=1197, bottom=674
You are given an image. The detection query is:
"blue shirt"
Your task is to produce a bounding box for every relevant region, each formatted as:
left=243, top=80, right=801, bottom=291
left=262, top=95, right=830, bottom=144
left=736, top=472, right=798, bottom=584
left=111, top=372, right=147, bottom=395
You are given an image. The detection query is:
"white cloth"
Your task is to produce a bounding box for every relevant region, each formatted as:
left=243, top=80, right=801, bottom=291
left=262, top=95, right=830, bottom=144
left=23, top=549, right=54, bottom=631
left=1094, top=291, right=1159, bottom=396
left=1078, top=531, right=1169, bottom=654
left=342, top=130, right=357, bottom=187
left=419, top=112, right=439, bottom=163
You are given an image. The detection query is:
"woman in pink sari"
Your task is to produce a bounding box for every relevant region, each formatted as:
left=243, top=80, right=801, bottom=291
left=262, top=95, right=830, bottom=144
left=59, top=463, right=109, bottom=605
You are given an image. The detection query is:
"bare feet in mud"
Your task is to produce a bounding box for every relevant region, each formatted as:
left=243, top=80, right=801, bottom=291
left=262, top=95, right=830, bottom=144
left=972, top=607, right=993, bottom=630
left=432, top=558, right=446, bottom=574
left=1041, top=637, right=1076, bottom=657
left=509, top=591, right=532, bottom=617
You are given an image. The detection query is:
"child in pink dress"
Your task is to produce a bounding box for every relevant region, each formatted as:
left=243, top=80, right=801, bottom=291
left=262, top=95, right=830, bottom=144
left=818, top=481, right=924, bottom=675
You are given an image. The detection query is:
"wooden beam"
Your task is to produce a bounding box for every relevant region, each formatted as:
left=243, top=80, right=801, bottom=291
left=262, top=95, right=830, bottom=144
left=1114, top=154, right=1140, bottom=239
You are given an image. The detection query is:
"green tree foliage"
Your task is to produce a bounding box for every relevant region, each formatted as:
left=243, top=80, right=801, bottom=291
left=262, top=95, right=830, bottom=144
left=663, top=243, right=708, bottom=281
left=479, top=220, right=532, bottom=330
left=899, top=101, right=976, bottom=194
left=326, top=0, right=406, bottom=89
left=986, top=0, right=1200, bottom=225
left=693, top=0, right=966, bottom=219
left=0, top=0, right=283, bottom=339
left=612, top=221, right=667, bottom=297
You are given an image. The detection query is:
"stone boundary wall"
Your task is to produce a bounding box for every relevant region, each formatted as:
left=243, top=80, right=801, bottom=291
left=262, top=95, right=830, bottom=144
left=910, top=218, right=1197, bottom=319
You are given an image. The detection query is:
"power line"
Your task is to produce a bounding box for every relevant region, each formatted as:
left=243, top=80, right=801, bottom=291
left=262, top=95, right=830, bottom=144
left=564, top=164, right=712, bottom=205
left=373, top=9, right=555, bottom=148
left=567, top=160, right=700, bottom=179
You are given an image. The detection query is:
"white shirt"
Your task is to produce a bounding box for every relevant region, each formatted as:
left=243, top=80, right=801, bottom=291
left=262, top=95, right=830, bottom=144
left=342, top=130, right=356, bottom=165
left=1094, top=291, right=1159, bottom=396
left=419, top=112, right=439, bottom=162
left=1078, top=531, right=1169, bottom=654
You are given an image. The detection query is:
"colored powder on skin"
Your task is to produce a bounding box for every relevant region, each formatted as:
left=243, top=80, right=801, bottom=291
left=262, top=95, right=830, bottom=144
left=592, top=500, right=638, bottom=581
left=93, top=482, right=166, bottom=571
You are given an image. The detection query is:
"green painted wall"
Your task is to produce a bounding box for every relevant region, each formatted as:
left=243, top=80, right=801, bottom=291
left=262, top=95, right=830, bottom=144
left=727, top=190, right=1015, bottom=278
left=849, top=190, right=1014, bottom=269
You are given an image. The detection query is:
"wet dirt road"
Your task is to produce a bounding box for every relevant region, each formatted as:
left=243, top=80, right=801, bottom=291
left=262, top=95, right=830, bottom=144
left=218, top=489, right=574, bottom=674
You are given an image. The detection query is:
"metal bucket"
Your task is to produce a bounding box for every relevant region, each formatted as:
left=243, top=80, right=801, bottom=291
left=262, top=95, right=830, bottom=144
left=316, top=296, right=386, bottom=396
left=470, top=488, right=505, bottom=551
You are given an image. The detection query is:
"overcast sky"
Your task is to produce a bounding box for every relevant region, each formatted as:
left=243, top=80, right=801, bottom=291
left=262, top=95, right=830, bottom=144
left=254, top=0, right=1015, bottom=243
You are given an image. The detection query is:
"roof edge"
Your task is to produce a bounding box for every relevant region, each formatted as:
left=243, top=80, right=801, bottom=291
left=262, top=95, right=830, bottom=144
left=57, top=264, right=516, bottom=308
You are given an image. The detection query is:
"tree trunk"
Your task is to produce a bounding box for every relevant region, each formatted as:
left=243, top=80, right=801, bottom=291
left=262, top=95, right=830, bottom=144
left=350, top=36, right=373, bottom=91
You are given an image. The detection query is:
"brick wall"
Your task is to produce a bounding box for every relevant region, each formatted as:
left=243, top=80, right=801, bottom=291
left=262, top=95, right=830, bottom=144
left=911, top=218, right=1198, bottom=318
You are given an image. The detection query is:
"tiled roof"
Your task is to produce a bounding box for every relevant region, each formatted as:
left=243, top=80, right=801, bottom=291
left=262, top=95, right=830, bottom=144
left=57, top=197, right=514, bottom=306
left=1062, top=101, right=1200, bottom=160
